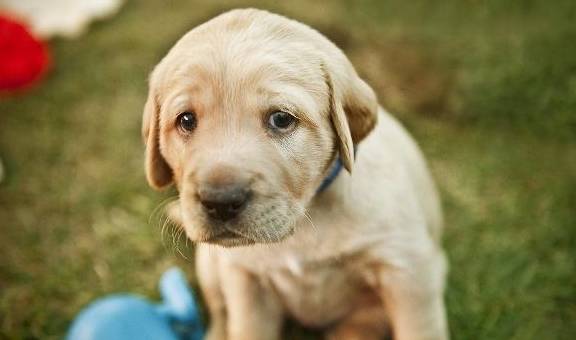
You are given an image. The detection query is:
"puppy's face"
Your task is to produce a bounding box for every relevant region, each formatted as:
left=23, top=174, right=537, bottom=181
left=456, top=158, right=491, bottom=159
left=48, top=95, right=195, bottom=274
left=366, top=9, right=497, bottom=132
left=156, top=51, right=334, bottom=247
left=143, top=9, right=378, bottom=247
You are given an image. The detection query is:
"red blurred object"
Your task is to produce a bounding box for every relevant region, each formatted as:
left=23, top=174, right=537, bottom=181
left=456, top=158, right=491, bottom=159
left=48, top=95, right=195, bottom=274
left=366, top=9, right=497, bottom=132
left=0, top=14, right=50, bottom=93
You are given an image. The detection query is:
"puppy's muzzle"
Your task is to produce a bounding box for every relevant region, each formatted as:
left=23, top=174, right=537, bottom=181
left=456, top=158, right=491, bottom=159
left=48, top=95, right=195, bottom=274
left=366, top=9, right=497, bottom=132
left=198, top=183, right=252, bottom=222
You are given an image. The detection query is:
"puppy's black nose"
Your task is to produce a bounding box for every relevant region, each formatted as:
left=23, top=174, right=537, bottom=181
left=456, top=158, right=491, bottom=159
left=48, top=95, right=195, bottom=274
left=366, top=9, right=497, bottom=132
left=198, top=184, right=252, bottom=221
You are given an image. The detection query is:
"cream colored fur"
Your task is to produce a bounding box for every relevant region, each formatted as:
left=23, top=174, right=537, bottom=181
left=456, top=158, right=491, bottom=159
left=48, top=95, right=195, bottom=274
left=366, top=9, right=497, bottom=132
left=143, top=9, right=448, bottom=340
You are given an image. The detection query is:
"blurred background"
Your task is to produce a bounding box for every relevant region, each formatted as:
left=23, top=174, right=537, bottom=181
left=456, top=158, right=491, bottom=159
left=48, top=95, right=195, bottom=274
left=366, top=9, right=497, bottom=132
left=1, top=0, right=575, bottom=339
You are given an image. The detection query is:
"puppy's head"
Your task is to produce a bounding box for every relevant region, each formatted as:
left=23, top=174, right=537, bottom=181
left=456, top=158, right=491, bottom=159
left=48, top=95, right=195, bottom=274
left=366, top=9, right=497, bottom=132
left=142, top=9, right=377, bottom=247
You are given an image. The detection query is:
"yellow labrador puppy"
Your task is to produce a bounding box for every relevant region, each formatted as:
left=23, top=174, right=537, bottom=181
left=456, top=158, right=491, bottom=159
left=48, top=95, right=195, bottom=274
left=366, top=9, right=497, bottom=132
left=142, top=9, right=448, bottom=340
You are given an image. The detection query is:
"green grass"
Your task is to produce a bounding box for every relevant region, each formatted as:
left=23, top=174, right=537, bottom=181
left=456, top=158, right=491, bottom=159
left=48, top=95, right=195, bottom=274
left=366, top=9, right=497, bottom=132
left=1, top=0, right=575, bottom=339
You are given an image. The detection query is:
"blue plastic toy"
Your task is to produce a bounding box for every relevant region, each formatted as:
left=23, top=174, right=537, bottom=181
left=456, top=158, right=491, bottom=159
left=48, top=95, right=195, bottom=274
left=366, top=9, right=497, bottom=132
left=67, top=267, right=204, bottom=340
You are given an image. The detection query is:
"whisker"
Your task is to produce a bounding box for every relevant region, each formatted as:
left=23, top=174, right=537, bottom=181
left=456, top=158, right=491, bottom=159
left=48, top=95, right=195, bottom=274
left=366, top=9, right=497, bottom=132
left=148, top=196, right=178, bottom=225
left=294, top=202, right=319, bottom=235
left=160, top=213, right=173, bottom=250
left=148, top=196, right=179, bottom=251
left=303, top=211, right=319, bottom=234
left=174, top=226, right=192, bottom=261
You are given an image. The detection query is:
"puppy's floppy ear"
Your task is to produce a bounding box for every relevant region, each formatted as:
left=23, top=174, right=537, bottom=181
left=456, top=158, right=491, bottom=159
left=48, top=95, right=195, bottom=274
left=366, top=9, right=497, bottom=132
left=323, top=59, right=378, bottom=173
left=142, top=85, right=173, bottom=190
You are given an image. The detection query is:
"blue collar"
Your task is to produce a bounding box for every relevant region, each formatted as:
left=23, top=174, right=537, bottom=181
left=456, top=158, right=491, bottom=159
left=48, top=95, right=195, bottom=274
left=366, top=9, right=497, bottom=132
left=316, top=156, right=344, bottom=193
left=316, top=146, right=358, bottom=193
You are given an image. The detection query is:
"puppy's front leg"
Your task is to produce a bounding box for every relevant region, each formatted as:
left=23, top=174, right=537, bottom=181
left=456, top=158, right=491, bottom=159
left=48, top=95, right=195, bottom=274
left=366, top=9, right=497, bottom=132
left=220, top=262, right=284, bottom=340
left=374, top=249, right=449, bottom=340
left=196, top=246, right=227, bottom=340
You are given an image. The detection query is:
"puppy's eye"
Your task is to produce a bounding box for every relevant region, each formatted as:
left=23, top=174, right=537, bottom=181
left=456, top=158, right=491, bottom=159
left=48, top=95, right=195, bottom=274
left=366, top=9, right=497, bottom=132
left=268, top=111, right=296, bottom=132
left=177, top=111, right=197, bottom=132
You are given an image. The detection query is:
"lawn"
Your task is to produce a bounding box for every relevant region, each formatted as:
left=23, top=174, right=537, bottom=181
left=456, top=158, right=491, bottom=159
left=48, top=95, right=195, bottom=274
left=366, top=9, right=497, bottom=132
left=1, top=0, right=575, bottom=339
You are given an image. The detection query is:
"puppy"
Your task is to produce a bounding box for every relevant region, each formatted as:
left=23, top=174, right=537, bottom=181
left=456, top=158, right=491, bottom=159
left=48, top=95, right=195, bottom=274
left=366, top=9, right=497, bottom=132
left=142, top=9, right=448, bottom=340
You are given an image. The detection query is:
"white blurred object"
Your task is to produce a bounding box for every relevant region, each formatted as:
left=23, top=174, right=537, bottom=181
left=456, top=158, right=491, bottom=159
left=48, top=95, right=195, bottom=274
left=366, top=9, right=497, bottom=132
left=0, top=0, right=124, bottom=38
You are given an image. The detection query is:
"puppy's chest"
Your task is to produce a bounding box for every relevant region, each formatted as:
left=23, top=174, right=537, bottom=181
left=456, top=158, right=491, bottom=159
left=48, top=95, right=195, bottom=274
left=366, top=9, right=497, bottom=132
left=264, top=259, right=373, bottom=327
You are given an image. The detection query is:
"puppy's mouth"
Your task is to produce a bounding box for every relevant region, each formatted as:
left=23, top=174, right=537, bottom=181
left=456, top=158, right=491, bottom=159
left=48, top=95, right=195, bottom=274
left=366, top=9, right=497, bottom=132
left=204, top=229, right=256, bottom=247
left=180, top=195, right=298, bottom=247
